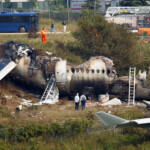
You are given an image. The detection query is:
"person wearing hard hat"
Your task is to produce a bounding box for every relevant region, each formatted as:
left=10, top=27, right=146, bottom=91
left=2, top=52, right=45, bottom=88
left=40, top=28, right=47, bottom=44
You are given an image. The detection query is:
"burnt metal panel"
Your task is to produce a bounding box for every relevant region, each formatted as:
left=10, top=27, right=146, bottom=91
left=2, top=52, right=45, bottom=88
left=55, top=60, right=67, bottom=82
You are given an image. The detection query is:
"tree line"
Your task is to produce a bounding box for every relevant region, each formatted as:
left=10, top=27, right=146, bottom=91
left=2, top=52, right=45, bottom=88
left=1, top=0, right=150, bottom=11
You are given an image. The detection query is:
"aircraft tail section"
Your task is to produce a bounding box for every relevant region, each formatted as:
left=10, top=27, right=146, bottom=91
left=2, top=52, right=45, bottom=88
left=95, top=111, right=128, bottom=127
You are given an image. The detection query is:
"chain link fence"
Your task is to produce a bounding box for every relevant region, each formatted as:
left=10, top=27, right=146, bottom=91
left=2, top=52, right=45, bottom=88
left=39, top=10, right=83, bottom=21
left=1, top=8, right=83, bottom=21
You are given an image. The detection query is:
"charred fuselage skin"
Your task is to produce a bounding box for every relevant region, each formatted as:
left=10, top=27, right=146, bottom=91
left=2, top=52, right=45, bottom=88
left=55, top=58, right=150, bottom=100
left=11, top=55, right=61, bottom=90
left=55, top=57, right=117, bottom=96
left=0, top=41, right=150, bottom=100
left=12, top=56, right=46, bottom=89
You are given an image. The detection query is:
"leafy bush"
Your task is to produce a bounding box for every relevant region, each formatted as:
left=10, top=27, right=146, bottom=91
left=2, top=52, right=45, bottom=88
left=1, top=129, right=150, bottom=149
left=72, top=14, right=142, bottom=75
left=28, top=26, right=40, bottom=39
left=143, top=31, right=147, bottom=36
left=0, top=119, right=93, bottom=142
left=17, top=124, right=46, bottom=141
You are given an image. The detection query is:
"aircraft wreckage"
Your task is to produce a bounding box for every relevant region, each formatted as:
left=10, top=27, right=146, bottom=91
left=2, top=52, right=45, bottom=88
left=0, top=41, right=150, bottom=104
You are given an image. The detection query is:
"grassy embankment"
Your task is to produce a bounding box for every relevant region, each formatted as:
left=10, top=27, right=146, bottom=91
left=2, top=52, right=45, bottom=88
left=0, top=104, right=150, bottom=150
left=1, top=131, right=150, bottom=150
left=0, top=19, right=150, bottom=149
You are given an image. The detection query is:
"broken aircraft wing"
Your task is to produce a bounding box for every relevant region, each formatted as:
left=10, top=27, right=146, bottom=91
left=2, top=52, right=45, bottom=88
left=0, top=41, right=34, bottom=81
left=0, top=60, right=16, bottom=80
left=143, top=100, right=150, bottom=108
left=96, top=111, right=150, bottom=128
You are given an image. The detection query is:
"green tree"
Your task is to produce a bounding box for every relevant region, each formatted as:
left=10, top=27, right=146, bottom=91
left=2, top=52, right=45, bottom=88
left=45, top=0, right=51, bottom=8
left=30, top=0, right=38, bottom=9
left=72, top=15, right=142, bottom=75
left=4, top=0, right=11, bottom=8
left=81, top=9, right=94, bottom=18
left=50, top=0, right=65, bottom=11
left=120, top=0, right=150, bottom=6
left=82, top=0, right=100, bottom=13
left=46, top=0, right=69, bottom=11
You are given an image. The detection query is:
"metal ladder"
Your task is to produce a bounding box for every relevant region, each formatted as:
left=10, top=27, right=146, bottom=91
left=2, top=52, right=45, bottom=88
left=128, top=67, right=136, bottom=105
left=40, top=74, right=56, bottom=103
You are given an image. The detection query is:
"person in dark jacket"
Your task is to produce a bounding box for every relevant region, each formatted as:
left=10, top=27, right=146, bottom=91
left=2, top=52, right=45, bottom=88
left=80, top=94, right=86, bottom=110
left=62, top=20, right=66, bottom=32
left=50, top=23, right=55, bottom=33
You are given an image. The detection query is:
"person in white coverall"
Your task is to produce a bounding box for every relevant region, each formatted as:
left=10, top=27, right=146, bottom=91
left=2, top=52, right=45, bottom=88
left=74, top=93, right=80, bottom=110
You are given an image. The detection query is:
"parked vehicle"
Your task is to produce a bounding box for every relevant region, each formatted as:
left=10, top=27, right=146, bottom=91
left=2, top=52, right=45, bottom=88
left=138, top=28, right=150, bottom=35
left=0, top=12, right=39, bottom=33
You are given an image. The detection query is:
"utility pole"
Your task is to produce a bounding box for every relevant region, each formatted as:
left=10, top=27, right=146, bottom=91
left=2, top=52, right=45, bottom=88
left=67, top=0, right=68, bottom=9
left=67, top=0, right=69, bottom=21
left=94, top=0, right=96, bottom=16
left=48, top=0, right=53, bottom=19
left=1, top=0, right=3, bottom=12
left=142, top=20, right=143, bottom=37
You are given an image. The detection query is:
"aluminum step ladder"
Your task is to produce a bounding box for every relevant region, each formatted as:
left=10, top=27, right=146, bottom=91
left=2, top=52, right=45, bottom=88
left=0, top=60, right=17, bottom=80
left=128, top=67, right=136, bottom=105
left=40, top=74, right=57, bottom=104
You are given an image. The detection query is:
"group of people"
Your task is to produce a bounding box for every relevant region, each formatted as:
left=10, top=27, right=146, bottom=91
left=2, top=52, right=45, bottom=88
left=74, top=93, right=87, bottom=110
left=40, top=20, right=67, bottom=44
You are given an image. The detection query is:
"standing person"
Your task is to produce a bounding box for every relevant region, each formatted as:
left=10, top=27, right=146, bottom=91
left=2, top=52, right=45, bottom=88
left=74, top=93, right=80, bottom=110
left=50, top=23, right=55, bottom=33
left=62, top=20, right=66, bottom=32
left=40, top=28, right=47, bottom=44
left=80, top=94, right=86, bottom=110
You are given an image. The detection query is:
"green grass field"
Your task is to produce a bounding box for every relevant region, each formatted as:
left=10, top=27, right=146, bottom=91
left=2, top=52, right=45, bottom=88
left=39, top=19, right=77, bottom=32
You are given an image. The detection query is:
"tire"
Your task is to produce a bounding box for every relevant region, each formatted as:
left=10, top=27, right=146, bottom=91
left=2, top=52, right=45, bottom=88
left=19, top=27, right=26, bottom=33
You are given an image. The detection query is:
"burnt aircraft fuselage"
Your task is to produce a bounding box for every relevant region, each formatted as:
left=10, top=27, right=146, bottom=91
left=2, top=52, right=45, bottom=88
left=0, top=41, right=150, bottom=100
